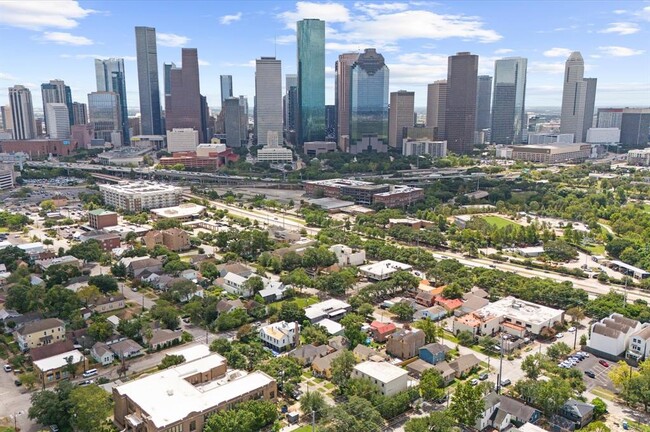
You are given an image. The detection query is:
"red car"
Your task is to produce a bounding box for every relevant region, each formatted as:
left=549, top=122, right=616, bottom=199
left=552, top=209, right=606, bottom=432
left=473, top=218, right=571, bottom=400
left=599, top=360, right=609, bottom=367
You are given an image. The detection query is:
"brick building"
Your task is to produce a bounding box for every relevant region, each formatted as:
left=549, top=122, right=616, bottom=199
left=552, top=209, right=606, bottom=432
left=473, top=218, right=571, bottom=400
left=88, top=209, right=119, bottom=229
left=0, top=139, right=80, bottom=158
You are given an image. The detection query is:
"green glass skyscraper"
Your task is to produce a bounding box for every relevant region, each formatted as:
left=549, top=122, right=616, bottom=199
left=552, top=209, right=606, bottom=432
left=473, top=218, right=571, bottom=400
left=297, top=19, right=325, bottom=144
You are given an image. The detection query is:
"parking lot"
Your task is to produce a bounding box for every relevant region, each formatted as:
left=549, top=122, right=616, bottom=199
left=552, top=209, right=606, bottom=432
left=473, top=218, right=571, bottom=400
left=571, top=354, right=617, bottom=393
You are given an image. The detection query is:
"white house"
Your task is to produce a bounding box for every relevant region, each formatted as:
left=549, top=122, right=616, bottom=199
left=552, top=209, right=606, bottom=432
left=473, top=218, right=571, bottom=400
left=329, top=244, right=366, bottom=267
left=259, top=321, right=299, bottom=352
left=589, top=313, right=641, bottom=357
left=222, top=272, right=251, bottom=297
left=359, top=260, right=412, bottom=281
left=91, top=342, right=114, bottom=366
left=627, top=325, right=650, bottom=361
left=352, top=361, right=409, bottom=396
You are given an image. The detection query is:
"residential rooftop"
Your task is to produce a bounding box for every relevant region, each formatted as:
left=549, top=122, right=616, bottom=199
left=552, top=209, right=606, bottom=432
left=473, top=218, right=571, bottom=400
left=354, top=360, right=408, bottom=383
left=33, top=349, right=84, bottom=372
left=474, top=296, right=564, bottom=325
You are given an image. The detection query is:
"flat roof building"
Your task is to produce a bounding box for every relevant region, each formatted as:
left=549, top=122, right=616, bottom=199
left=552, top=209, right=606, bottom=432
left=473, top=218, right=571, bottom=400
left=510, top=144, right=591, bottom=164
left=352, top=360, right=409, bottom=396
left=99, top=181, right=182, bottom=212
left=359, top=259, right=412, bottom=281
left=150, top=203, right=206, bottom=221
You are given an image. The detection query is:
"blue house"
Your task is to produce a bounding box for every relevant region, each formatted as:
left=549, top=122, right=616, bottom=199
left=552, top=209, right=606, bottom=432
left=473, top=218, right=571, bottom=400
left=414, top=305, right=447, bottom=321
left=419, top=343, right=451, bottom=365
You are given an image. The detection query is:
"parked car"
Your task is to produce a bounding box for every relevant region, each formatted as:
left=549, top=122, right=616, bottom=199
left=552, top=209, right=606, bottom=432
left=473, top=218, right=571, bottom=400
left=568, top=327, right=576, bottom=332
left=556, top=333, right=564, bottom=338
left=479, top=373, right=488, bottom=380
left=599, top=360, right=610, bottom=367
left=470, top=379, right=479, bottom=386
left=585, top=370, right=596, bottom=378
left=500, top=379, right=512, bottom=387
left=14, top=380, right=22, bottom=387
left=3, top=365, right=12, bottom=372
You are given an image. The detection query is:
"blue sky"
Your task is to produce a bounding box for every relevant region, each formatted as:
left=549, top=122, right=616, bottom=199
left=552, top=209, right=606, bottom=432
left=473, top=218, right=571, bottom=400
left=0, top=0, right=649, bottom=111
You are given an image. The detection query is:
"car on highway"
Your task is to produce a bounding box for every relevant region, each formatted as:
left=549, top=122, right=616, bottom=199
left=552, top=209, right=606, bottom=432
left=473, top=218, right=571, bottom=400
left=584, top=370, right=596, bottom=378
left=599, top=360, right=609, bottom=367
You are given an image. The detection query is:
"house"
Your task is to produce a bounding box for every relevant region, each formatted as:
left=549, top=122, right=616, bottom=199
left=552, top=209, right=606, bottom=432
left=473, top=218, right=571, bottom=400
left=405, top=359, right=435, bottom=378
left=352, top=360, right=409, bottom=396
left=589, top=313, right=641, bottom=357
left=30, top=340, right=75, bottom=362
left=79, top=307, right=92, bottom=320
left=216, top=262, right=255, bottom=278
left=627, top=325, right=650, bottom=361
left=359, top=260, right=412, bottom=281
left=386, top=328, right=425, bottom=359
left=154, top=275, right=174, bottom=290
left=33, top=349, right=86, bottom=386
left=370, top=321, right=397, bottom=342
left=289, top=344, right=330, bottom=366
left=258, top=283, right=288, bottom=303
left=414, top=306, right=447, bottom=321
left=312, top=350, right=344, bottom=378
left=91, top=294, right=126, bottom=314
left=415, top=291, right=436, bottom=307
left=127, top=257, right=163, bottom=278
left=110, top=338, right=144, bottom=360
left=476, top=392, right=502, bottom=431
left=419, top=343, right=450, bottom=365
left=458, top=294, right=490, bottom=316
left=1, top=310, right=42, bottom=332
left=328, top=335, right=348, bottom=351
left=92, top=342, right=115, bottom=365
left=353, top=344, right=388, bottom=362
left=559, top=399, right=594, bottom=429
left=15, top=318, right=65, bottom=351
left=141, top=271, right=162, bottom=284
left=329, top=244, right=366, bottom=267
left=449, top=353, right=481, bottom=378
left=259, top=321, right=299, bottom=352
left=216, top=299, right=244, bottom=314
left=433, top=361, right=456, bottom=384
left=34, top=255, right=83, bottom=270
left=180, top=269, right=199, bottom=281
left=146, top=329, right=183, bottom=350
left=435, top=296, right=463, bottom=313
left=305, top=299, right=352, bottom=323
left=318, top=319, right=344, bottom=336
left=464, top=287, right=489, bottom=299
left=494, top=396, right=541, bottom=428
left=453, top=311, right=502, bottom=337
left=221, top=272, right=252, bottom=297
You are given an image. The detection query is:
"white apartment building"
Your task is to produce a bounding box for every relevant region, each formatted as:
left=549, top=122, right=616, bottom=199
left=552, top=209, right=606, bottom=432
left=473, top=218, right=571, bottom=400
left=99, top=181, right=183, bottom=212
left=402, top=140, right=447, bottom=158
left=259, top=321, right=299, bottom=352
left=352, top=361, right=409, bottom=396
left=45, top=103, right=71, bottom=139
left=166, top=128, right=199, bottom=153
left=589, top=313, right=642, bottom=357
left=257, top=146, right=293, bottom=163
left=0, top=163, right=16, bottom=190
left=627, top=148, right=650, bottom=166
left=586, top=127, right=620, bottom=144
left=329, top=244, right=366, bottom=267
left=627, top=326, right=650, bottom=361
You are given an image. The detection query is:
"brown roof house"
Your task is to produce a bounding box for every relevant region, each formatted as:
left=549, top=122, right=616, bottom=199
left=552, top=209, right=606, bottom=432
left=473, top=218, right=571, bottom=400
left=289, top=344, right=330, bottom=366
left=145, top=329, right=183, bottom=351
left=449, top=353, right=481, bottom=378
left=91, top=294, right=126, bottom=314
left=386, top=328, right=425, bottom=360
left=312, top=350, right=344, bottom=378
left=15, top=318, right=65, bottom=352
left=127, top=257, right=163, bottom=278
left=143, top=228, right=190, bottom=252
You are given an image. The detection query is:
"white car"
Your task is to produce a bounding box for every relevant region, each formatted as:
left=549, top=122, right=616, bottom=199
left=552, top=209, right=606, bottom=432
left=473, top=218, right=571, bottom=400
left=556, top=332, right=564, bottom=338
left=568, top=327, right=576, bottom=332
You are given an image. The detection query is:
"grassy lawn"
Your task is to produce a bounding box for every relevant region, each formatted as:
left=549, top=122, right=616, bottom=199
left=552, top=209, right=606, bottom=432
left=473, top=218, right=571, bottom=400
left=271, top=296, right=319, bottom=309
left=324, top=382, right=335, bottom=390
left=482, top=215, right=520, bottom=228
left=626, top=420, right=650, bottom=432
left=294, top=426, right=320, bottom=432
left=0, top=227, right=8, bottom=233
left=590, top=386, right=616, bottom=401
left=584, top=244, right=606, bottom=255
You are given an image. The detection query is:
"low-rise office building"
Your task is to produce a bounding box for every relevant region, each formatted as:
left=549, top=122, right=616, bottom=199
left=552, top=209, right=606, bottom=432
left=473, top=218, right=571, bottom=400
left=372, top=185, right=425, bottom=208
left=99, top=181, right=182, bottom=212
left=257, top=146, right=293, bottom=163
left=627, top=148, right=650, bottom=166
left=304, top=141, right=337, bottom=156
left=150, top=203, right=206, bottom=222
left=352, top=361, right=409, bottom=396
left=34, top=349, right=86, bottom=386
left=510, top=144, right=591, bottom=164
left=329, top=244, right=366, bottom=267
left=88, top=209, right=118, bottom=229
left=589, top=313, right=642, bottom=357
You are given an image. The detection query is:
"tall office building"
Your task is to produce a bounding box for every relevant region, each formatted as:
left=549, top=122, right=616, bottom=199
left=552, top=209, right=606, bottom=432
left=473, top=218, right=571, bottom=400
left=72, top=102, right=88, bottom=125
left=95, top=58, right=129, bottom=142
left=88, top=91, right=121, bottom=144
left=297, top=19, right=326, bottom=144
left=254, top=57, right=283, bottom=147
left=163, top=62, right=175, bottom=98
left=44, top=103, right=70, bottom=139
left=491, top=57, right=527, bottom=144
left=389, top=90, right=415, bottom=149
left=41, top=79, right=73, bottom=128
left=476, top=75, right=492, bottom=131
left=1, top=105, right=12, bottom=134
left=596, top=108, right=624, bottom=129
left=620, top=108, right=650, bottom=147
left=135, top=26, right=163, bottom=135
left=336, top=52, right=359, bottom=147
left=284, top=74, right=298, bottom=131
left=446, top=52, right=479, bottom=154
left=560, top=51, right=597, bottom=142
left=426, top=80, right=447, bottom=139
left=325, top=105, right=336, bottom=139
left=220, top=75, right=233, bottom=106
left=224, top=97, right=245, bottom=147
left=349, top=48, right=389, bottom=145
left=166, top=48, right=206, bottom=142
left=9, top=85, right=37, bottom=140
left=239, top=96, right=249, bottom=140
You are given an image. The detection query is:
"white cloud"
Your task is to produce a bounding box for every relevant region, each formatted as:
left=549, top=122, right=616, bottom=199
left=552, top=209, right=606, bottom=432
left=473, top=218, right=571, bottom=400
left=636, top=6, right=650, bottom=21
left=42, top=32, right=93, bottom=46
left=220, top=12, right=242, bottom=25
left=157, top=33, right=190, bottom=47
left=0, top=0, right=94, bottom=30
left=543, top=47, right=573, bottom=57
left=529, top=61, right=566, bottom=74
left=0, top=72, right=17, bottom=81
left=599, top=22, right=640, bottom=35
left=325, top=42, right=365, bottom=52
left=198, top=59, right=210, bottom=66
left=59, top=54, right=136, bottom=61
left=613, top=9, right=627, bottom=15
left=354, top=2, right=409, bottom=15
left=494, top=48, right=514, bottom=55
left=279, top=2, right=351, bottom=27
left=221, top=60, right=256, bottom=68
left=598, top=46, right=645, bottom=57
left=275, top=35, right=296, bottom=45
left=325, top=66, right=335, bottom=76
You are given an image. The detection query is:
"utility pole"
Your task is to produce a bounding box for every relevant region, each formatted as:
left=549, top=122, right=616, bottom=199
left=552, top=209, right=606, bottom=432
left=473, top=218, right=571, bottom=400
left=497, top=335, right=504, bottom=394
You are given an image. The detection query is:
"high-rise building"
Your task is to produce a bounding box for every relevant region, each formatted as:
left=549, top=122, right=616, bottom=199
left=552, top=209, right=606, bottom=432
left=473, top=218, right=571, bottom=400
left=239, top=96, right=249, bottom=141
left=95, top=58, right=129, bottom=142
left=163, top=63, right=175, bottom=98
left=620, top=108, right=650, bottom=147
left=284, top=74, right=298, bottom=132
left=426, top=80, right=447, bottom=139
left=72, top=102, right=87, bottom=125
left=9, top=85, right=37, bottom=140
left=446, top=52, right=479, bottom=154
left=224, top=97, right=245, bottom=147
left=336, top=52, right=360, bottom=147
left=255, top=57, right=283, bottom=147
left=135, top=26, right=163, bottom=135
left=476, top=75, right=492, bottom=132
left=491, top=57, right=527, bottom=144
left=41, top=79, right=73, bottom=128
left=325, top=105, right=336, bottom=140
left=44, top=103, right=70, bottom=139
left=166, top=48, right=206, bottom=142
left=1, top=105, right=14, bottom=135
left=220, top=75, right=233, bottom=106
left=297, top=19, right=326, bottom=144
left=389, top=90, right=415, bottom=149
left=596, top=108, right=624, bottom=129
left=560, top=51, right=597, bottom=142
left=88, top=91, right=121, bottom=144
left=349, top=49, right=389, bottom=147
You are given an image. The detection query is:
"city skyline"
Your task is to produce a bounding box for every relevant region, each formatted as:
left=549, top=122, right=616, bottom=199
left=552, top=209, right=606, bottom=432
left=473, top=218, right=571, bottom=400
left=0, top=1, right=648, bottom=111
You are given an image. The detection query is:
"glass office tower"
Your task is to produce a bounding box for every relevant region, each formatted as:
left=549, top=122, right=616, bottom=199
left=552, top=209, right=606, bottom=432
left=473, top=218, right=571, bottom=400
left=349, top=48, right=389, bottom=144
left=297, top=19, right=325, bottom=144
left=95, top=58, right=129, bottom=142
left=491, top=57, right=527, bottom=144
left=135, top=26, right=163, bottom=135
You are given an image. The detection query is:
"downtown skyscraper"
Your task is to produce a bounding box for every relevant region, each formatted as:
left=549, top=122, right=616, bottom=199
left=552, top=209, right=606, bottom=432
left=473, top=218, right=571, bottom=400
left=284, top=74, right=298, bottom=132
left=9, top=85, right=37, bottom=140
left=349, top=48, right=389, bottom=145
left=95, top=58, right=129, bottom=142
left=389, top=90, right=415, bottom=149
left=426, top=80, right=447, bottom=139
left=297, top=19, right=325, bottom=145
left=254, top=57, right=283, bottom=146
left=491, top=57, right=527, bottom=144
left=560, top=51, right=597, bottom=143
left=476, top=75, right=492, bottom=132
left=135, top=26, right=163, bottom=135
left=220, top=75, right=233, bottom=106
left=336, top=52, right=359, bottom=148
left=41, top=79, right=73, bottom=128
left=166, top=48, right=207, bottom=142
left=445, top=52, right=479, bottom=154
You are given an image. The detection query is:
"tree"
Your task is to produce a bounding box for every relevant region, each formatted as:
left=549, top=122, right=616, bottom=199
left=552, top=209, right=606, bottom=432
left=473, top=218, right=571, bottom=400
left=165, top=278, right=197, bottom=303
left=608, top=359, right=650, bottom=411
left=111, top=261, right=127, bottom=278
left=88, top=274, right=118, bottom=294
left=159, top=354, right=185, bottom=369
left=521, top=354, right=544, bottom=380
left=301, top=324, right=330, bottom=346
left=450, top=381, right=484, bottom=427
left=28, top=382, right=74, bottom=431
left=513, top=377, right=573, bottom=416
left=69, top=384, right=113, bottom=432
left=215, top=308, right=249, bottom=331
left=278, top=301, right=306, bottom=323
left=331, top=350, right=357, bottom=388
left=258, top=356, right=302, bottom=394
left=150, top=301, right=180, bottom=330
left=457, top=330, right=476, bottom=347
left=583, top=422, right=611, bottom=432
left=322, top=396, right=384, bottom=432
left=404, top=411, right=456, bottom=432
left=340, top=313, right=366, bottom=348
left=77, top=284, right=102, bottom=305
left=68, top=239, right=103, bottom=261
left=44, top=286, right=82, bottom=320
left=414, top=318, right=439, bottom=344
left=163, top=259, right=191, bottom=275
left=0, top=246, right=29, bottom=271
left=18, top=371, right=38, bottom=390
left=300, top=391, right=328, bottom=421
left=419, top=368, right=445, bottom=401
left=546, top=342, right=572, bottom=361
left=390, top=302, right=415, bottom=321
left=242, top=276, right=265, bottom=295
left=204, top=400, right=277, bottom=432
left=199, top=261, right=220, bottom=280
left=357, top=303, right=375, bottom=320
left=592, top=397, right=607, bottom=419
left=117, top=318, right=143, bottom=339
left=580, top=334, right=588, bottom=346
left=565, top=306, right=586, bottom=322
left=544, top=240, right=578, bottom=262
left=40, top=199, right=56, bottom=211
left=87, top=317, right=114, bottom=342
